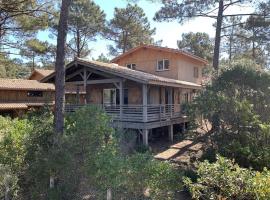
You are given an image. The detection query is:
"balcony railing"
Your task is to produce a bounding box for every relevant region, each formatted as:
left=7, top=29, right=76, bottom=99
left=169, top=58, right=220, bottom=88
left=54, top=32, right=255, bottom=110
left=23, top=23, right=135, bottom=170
left=0, top=99, right=54, bottom=104
left=65, top=104, right=185, bottom=123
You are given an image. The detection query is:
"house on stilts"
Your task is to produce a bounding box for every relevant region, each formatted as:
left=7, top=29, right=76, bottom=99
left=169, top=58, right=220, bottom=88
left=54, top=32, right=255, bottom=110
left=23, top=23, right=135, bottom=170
left=41, top=45, right=207, bottom=145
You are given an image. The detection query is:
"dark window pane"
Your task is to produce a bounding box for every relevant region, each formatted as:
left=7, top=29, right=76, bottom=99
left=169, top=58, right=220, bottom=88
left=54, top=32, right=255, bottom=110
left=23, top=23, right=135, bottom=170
left=164, top=59, right=169, bottom=69
left=124, top=89, right=128, bottom=104
left=27, top=91, right=43, bottom=97
left=157, top=60, right=163, bottom=70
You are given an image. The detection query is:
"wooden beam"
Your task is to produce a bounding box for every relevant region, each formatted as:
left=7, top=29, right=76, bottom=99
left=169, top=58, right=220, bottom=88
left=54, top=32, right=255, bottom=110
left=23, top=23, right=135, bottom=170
left=73, top=78, right=122, bottom=85
left=83, top=68, right=87, bottom=90
left=119, top=80, right=123, bottom=121
left=65, top=69, right=84, bottom=81
left=142, top=84, right=148, bottom=122
left=86, top=72, right=92, bottom=80
left=142, top=129, right=149, bottom=146
left=76, top=85, right=80, bottom=104
left=168, top=124, right=173, bottom=142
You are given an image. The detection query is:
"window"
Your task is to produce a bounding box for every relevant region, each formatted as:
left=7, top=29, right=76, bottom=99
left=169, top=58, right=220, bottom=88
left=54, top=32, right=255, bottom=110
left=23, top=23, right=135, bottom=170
left=27, top=91, right=43, bottom=97
left=116, top=89, right=128, bottom=105
left=194, top=66, right=199, bottom=78
left=181, top=93, right=189, bottom=103
left=126, top=63, right=136, bottom=69
left=157, top=59, right=169, bottom=71
left=103, top=88, right=129, bottom=105
left=103, top=89, right=116, bottom=105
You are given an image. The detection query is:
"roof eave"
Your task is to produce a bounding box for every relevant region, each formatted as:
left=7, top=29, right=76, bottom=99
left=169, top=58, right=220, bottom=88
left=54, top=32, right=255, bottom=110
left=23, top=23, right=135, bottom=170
left=148, top=80, right=202, bottom=89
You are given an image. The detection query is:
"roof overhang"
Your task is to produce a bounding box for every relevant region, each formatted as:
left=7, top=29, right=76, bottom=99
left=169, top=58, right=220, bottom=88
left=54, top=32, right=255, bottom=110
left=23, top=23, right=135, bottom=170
left=42, top=58, right=202, bottom=90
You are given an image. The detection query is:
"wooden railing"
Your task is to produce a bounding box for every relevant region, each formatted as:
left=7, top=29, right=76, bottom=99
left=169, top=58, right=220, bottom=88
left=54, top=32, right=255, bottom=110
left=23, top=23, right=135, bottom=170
left=65, top=104, right=185, bottom=123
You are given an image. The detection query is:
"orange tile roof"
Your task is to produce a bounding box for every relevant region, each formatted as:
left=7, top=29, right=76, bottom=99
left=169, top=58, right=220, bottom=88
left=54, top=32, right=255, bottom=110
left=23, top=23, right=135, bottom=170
left=111, top=44, right=208, bottom=64
left=0, top=103, right=28, bottom=110
left=0, top=79, right=55, bottom=91
left=29, top=69, right=54, bottom=80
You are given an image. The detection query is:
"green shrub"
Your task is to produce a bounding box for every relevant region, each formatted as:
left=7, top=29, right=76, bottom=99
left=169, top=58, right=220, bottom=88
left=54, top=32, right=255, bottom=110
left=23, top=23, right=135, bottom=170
left=188, top=65, right=270, bottom=170
left=184, top=155, right=270, bottom=200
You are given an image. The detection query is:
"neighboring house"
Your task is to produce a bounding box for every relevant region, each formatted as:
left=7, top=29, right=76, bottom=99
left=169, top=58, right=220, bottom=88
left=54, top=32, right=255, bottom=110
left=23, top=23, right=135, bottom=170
left=29, top=69, right=54, bottom=81
left=0, top=79, right=55, bottom=117
left=42, top=54, right=204, bottom=146
left=0, top=69, right=86, bottom=117
left=30, top=68, right=86, bottom=104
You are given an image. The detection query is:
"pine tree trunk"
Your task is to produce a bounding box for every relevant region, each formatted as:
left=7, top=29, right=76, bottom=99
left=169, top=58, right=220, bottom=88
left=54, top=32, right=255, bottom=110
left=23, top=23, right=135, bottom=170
left=213, top=0, right=224, bottom=72
left=252, top=26, right=255, bottom=58
left=123, top=31, right=128, bottom=53
left=76, top=28, right=81, bottom=57
left=54, top=0, right=71, bottom=137
left=4, top=184, right=9, bottom=200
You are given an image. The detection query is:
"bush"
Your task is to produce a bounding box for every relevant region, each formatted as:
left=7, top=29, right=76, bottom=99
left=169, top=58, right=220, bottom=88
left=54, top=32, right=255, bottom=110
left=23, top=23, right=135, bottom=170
left=92, top=151, right=182, bottom=200
left=184, top=155, right=270, bottom=200
left=0, top=106, right=183, bottom=199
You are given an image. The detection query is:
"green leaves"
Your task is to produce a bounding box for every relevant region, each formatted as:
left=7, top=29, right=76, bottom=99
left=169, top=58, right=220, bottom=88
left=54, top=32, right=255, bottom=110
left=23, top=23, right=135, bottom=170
left=177, top=32, right=214, bottom=62
left=184, top=155, right=270, bottom=200
left=67, top=0, right=105, bottom=58
left=189, top=65, right=270, bottom=170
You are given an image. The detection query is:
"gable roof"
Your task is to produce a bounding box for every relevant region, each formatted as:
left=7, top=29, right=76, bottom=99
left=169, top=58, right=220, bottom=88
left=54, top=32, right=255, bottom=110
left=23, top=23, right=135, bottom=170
left=0, top=78, right=55, bottom=91
left=29, top=69, right=54, bottom=80
left=111, top=44, right=208, bottom=65
left=42, top=58, right=201, bottom=89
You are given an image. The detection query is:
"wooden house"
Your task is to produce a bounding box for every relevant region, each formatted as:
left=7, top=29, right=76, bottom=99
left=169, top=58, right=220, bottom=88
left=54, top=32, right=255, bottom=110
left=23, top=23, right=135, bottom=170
left=0, top=79, right=55, bottom=116
left=43, top=45, right=207, bottom=145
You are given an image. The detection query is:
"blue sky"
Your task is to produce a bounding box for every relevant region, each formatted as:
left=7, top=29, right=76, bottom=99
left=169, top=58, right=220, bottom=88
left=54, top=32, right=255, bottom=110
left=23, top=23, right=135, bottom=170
left=37, top=0, right=254, bottom=60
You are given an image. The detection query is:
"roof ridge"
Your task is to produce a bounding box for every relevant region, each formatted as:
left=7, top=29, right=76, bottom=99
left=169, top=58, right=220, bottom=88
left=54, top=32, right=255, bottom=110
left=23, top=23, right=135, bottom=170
left=111, top=44, right=208, bottom=64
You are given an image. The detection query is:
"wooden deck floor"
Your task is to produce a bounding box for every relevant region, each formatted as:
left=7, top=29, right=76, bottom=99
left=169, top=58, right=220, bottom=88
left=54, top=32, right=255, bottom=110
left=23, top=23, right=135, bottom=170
left=154, top=138, right=205, bottom=167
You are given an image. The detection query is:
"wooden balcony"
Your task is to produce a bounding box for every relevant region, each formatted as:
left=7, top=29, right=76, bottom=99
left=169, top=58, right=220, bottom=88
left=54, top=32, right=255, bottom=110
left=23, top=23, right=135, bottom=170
left=65, top=104, right=186, bottom=124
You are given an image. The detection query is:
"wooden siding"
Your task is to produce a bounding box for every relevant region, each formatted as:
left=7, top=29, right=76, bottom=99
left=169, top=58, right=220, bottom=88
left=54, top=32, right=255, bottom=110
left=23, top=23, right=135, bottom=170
left=84, top=80, right=194, bottom=106
left=0, top=90, right=54, bottom=103
left=113, top=48, right=205, bottom=84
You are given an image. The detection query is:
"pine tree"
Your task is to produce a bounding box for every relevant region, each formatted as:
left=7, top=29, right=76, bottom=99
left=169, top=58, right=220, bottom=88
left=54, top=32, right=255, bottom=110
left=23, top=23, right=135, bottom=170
left=177, top=32, right=213, bottom=62
left=0, top=0, right=54, bottom=54
left=105, top=4, right=156, bottom=56
left=154, top=0, right=260, bottom=71
left=20, top=39, right=52, bottom=69
left=67, top=0, right=105, bottom=58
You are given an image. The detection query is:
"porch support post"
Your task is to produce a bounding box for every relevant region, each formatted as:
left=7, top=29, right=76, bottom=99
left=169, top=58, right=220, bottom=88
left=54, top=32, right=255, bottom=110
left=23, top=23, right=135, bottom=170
left=83, top=68, right=87, bottom=104
left=142, top=84, right=148, bottom=122
left=168, top=87, right=173, bottom=117
left=142, top=129, right=149, bottom=146
left=119, top=80, right=123, bottom=121
left=168, top=124, right=174, bottom=142
left=76, top=85, right=80, bottom=104
left=83, top=67, right=87, bottom=90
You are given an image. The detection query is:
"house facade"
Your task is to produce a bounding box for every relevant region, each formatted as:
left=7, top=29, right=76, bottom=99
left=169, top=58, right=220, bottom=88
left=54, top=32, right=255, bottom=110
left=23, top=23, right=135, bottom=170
left=43, top=45, right=207, bottom=145
left=111, top=45, right=207, bottom=85
left=0, top=79, right=55, bottom=116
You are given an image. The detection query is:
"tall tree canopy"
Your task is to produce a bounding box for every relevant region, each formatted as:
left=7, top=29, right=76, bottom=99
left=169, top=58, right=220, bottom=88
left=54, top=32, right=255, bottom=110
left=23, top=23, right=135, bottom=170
left=105, top=4, right=156, bottom=56
left=20, top=39, right=53, bottom=69
left=0, top=0, right=54, bottom=54
left=154, top=0, right=261, bottom=71
left=177, top=32, right=213, bottom=62
left=67, top=0, right=106, bottom=58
